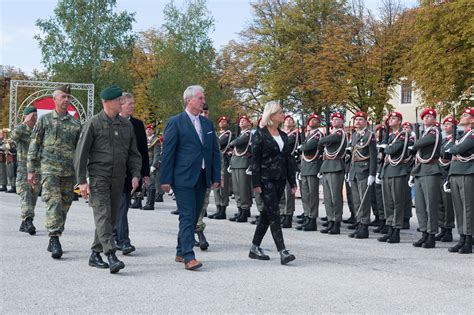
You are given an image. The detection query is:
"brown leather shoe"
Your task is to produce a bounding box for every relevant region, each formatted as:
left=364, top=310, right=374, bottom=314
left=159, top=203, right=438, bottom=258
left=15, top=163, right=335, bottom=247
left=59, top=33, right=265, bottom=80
left=175, top=256, right=184, bottom=263
left=184, top=259, right=202, bottom=270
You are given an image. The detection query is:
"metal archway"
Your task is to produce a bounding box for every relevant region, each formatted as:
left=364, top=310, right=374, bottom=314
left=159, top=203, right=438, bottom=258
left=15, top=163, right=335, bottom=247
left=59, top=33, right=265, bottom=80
left=9, top=80, right=94, bottom=128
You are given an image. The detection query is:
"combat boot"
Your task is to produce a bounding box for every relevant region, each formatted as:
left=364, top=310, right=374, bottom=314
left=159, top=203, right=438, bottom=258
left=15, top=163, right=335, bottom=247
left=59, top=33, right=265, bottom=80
left=321, top=221, right=334, bottom=234
left=441, top=228, right=453, bottom=242
left=377, top=226, right=393, bottom=242
left=355, top=224, right=369, bottom=239
left=448, top=234, right=465, bottom=253
left=236, top=208, right=248, bottom=222
left=328, top=222, right=341, bottom=235
left=196, top=231, right=209, bottom=250
left=349, top=223, right=360, bottom=238
left=281, top=215, right=293, bottom=228
left=215, top=206, right=227, bottom=220
left=295, top=217, right=309, bottom=230
left=142, top=189, right=156, bottom=210
left=106, top=251, right=125, bottom=273
left=302, top=218, right=317, bottom=231
left=208, top=206, right=221, bottom=219
left=369, top=216, right=380, bottom=227
left=387, top=228, right=400, bottom=243
left=458, top=235, right=472, bottom=254
left=24, top=218, right=36, bottom=235
left=88, top=251, right=109, bottom=269
left=435, top=227, right=446, bottom=241
left=413, top=231, right=428, bottom=247
left=48, top=236, right=63, bottom=259
left=229, top=207, right=242, bottom=221
left=422, top=234, right=436, bottom=248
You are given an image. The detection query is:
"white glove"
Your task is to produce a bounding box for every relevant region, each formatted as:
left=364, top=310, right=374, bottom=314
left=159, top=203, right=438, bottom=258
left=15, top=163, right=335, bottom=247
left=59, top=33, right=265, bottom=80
left=444, top=148, right=451, bottom=154
left=317, top=173, right=323, bottom=179
left=150, top=166, right=156, bottom=173
left=375, top=173, right=382, bottom=184
left=377, top=144, right=388, bottom=150
left=367, top=175, right=375, bottom=186
left=344, top=173, right=350, bottom=182
left=297, top=145, right=302, bottom=150
left=408, top=176, right=415, bottom=188
left=408, top=146, right=414, bottom=151
left=346, top=146, right=352, bottom=152
left=443, top=181, right=451, bottom=193
left=297, top=172, right=302, bottom=181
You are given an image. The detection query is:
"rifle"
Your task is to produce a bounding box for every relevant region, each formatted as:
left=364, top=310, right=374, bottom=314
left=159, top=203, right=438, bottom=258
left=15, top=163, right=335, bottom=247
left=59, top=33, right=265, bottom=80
left=325, top=106, right=330, bottom=135
left=414, top=107, right=420, bottom=141
left=377, top=118, right=390, bottom=176
left=452, top=107, right=458, bottom=143
left=299, top=114, right=306, bottom=143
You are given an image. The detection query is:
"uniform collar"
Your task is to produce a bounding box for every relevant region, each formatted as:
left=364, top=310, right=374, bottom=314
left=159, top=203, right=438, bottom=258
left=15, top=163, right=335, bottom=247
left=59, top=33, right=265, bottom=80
left=52, top=109, right=71, bottom=121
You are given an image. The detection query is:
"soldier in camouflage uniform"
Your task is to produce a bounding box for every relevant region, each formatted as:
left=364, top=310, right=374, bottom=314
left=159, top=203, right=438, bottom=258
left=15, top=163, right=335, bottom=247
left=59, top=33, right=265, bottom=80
left=319, top=112, right=347, bottom=235
left=142, top=124, right=160, bottom=210
left=75, top=86, right=142, bottom=273
left=410, top=108, right=442, bottom=249
left=436, top=116, right=457, bottom=242
left=11, top=106, right=39, bottom=235
left=347, top=111, right=377, bottom=239
left=377, top=112, right=414, bottom=244
left=4, top=131, right=17, bottom=193
left=0, top=130, right=7, bottom=191
left=446, top=108, right=474, bottom=254
left=27, top=85, right=82, bottom=259
left=296, top=114, right=322, bottom=231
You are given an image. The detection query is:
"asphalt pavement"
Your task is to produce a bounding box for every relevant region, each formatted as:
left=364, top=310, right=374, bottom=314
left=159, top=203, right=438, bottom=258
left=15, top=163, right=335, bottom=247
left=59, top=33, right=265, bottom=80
left=1, top=191, right=473, bottom=313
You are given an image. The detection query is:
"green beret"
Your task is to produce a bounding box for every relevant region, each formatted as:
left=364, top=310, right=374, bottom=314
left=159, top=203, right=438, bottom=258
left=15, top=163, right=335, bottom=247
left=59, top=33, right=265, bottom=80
left=56, top=84, right=71, bottom=94
left=100, top=85, right=123, bottom=100
left=23, top=106, right=37, bottom=115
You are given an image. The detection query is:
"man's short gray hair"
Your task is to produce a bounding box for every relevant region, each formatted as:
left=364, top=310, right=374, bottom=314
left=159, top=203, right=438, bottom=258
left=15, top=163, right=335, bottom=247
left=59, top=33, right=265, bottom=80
left=183, top=85, right=204, bottom=105
left=122, top=92, right=134, bottom=100
left=52, top=90, right=63, bottom=99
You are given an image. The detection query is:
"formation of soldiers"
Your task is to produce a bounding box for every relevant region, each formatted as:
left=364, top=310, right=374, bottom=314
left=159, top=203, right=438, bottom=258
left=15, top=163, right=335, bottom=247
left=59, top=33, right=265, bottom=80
left=4, top=82, right=473, bottom=275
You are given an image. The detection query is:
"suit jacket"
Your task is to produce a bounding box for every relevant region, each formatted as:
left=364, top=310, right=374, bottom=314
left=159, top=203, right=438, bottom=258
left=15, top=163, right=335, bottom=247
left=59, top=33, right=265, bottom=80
left=160, top=111, right=220, bottom=188
left=124, top=116, right=150, bottom=193
left=251, top=126, right=297, bottom=189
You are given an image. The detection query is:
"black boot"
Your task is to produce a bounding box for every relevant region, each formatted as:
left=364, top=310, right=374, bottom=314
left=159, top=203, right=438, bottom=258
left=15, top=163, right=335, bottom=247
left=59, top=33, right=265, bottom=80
left=281, top=215, right=293, bottom=228
left=48, top=236, right=63, bottom=259
left=106, top=251, right=125, bottom=273
left=303, top=218, right=317, bottom=231
left=422, top=234, right=436, bottom=248
left=369, top=216, right=380, bottom=227
left=215, top=206, right=227, bottom=220
left=387, top=228, right=400, bottom=243
left=321, top=221, right=334, bottom=234
left=402, top=218, right=410, bottom=230
left=171, top=209, right=179, bottom=215
left=355, top=224, right=369, bottom=239
left=0, top=185, right=6, bottom=191
left=155, top=194, right=164, bottom=202
left=19, top=220, right=27, bottom=233
left=343, top=214, right=356, bottom=224
left=295, top=217, right=309, bottom=230
left=24, top=218, right=36, bottom=235
left=280, top=249, right=296, bottom=265
left=196, top=231, right=209, bottom=250
left=449, top=234, right=466, bottom=253
left=413, top=231, right=428, bottom=247
left=458, top=235, right=472, bottom=254
left=249, top=245, right=270, bottom=260
left=349, top=223, right=360, bottom=238
left=328, top=221, right=341, bottom=235
left=236, top=208, right=248, bottom=222
left=441, top=228, right=453, bottom=242
left=142, top=189, right=156, bottom=210
left=229, top=208, right=242, bottom=221
left=88, top=251, right=109, bottom=269
left=378, top=226, right=394, bottom=242
left=7, top=186, right=16, bottom=193
left=130, top=197, right=142, bottom=209
left=435, top=227, right=446, bottom=241
left=208, top=206, right=220, bottom=219
left=375, top=223, right=389, bottom=234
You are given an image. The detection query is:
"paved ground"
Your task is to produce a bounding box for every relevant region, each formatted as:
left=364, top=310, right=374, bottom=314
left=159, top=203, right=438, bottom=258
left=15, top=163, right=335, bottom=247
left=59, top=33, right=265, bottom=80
left=1, top=191, right=473, bottom=313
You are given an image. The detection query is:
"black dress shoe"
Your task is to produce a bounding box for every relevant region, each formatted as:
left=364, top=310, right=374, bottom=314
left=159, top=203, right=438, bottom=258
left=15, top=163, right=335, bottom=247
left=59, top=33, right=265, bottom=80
left=448, top=235, right=465, bottom=253
left=413, top=232, right=428, bottom=247
left=49, top=236, right=63, bottom=259
left=280, top=249, right=295, bottom=265
left=249, top=245, right=270, bottom=260
left=89, top=251, right=109, bottom=269
left=171, top=209, right=179, bottom=215
left=106, top=252, right=125, bottom=273
left=121, top=244, right=136, bottom=255
left=196, top=231, right=209, bottom=250
left=24, top=218, right=36, bottom=235
left=142, top=204, right=154, bottom=210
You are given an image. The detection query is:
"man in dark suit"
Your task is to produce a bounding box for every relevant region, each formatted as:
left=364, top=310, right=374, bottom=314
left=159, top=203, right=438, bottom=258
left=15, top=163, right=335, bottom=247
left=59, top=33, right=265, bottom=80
left=114, top=92, right=150, bottom=254
left=160, top=85, right=220, bottom=270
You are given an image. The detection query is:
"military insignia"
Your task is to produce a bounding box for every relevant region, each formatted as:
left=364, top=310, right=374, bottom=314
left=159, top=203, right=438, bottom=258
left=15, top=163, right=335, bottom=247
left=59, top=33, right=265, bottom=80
left=360, top=130, right=365, bottom=136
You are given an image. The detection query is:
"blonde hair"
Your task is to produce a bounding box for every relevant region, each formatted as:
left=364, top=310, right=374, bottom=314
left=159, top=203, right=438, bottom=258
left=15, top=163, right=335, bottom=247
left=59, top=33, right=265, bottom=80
left=261, top=100, right=282, bottom=127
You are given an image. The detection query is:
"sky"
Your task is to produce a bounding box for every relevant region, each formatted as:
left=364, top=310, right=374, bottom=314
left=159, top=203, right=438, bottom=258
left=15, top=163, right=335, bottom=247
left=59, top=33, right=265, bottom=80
left=0, top=0, right=419, bottom=75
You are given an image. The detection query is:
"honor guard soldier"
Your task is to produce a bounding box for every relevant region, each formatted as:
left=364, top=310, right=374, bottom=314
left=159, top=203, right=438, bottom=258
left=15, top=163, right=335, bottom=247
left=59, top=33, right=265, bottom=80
left=401, top=121, right=415, bottom=229
left=11, top=106, right=39, bottom=234
left=280, top=114, right=299, bottom=228
left=296, top=114, right=323, bottom=231
left=4, top=130, right=17, bottom=193
left=0, top=130, right=7, bottom=191
left=347, top=111, right=377, bottom=239
left=143, top=123, right=163, bottom=210
left=319, top=112, right=347, bottom=235
left=377, top=112, right=414, bottom=243
left=27, top=84, right=82, bottom=259
left=371, top=124, right=387, bottom=233
left=209, top=116, right=233, bottom=220
left=445, top=107, right=474, bottom=254
left=410, top=108, right=442, bottom=248
left=229, top=115, right=253, bottom=222
left=436, top=116, right=457, bottom=242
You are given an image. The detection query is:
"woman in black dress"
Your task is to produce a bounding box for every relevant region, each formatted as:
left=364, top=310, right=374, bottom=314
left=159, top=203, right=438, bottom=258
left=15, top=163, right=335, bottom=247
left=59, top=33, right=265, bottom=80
left=249, top=101, right=297, bottom=265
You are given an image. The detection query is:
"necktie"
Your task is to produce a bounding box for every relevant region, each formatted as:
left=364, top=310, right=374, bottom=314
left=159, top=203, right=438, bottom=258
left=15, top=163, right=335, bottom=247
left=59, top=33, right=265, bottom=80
left=194, top=117, right=203, bottom=143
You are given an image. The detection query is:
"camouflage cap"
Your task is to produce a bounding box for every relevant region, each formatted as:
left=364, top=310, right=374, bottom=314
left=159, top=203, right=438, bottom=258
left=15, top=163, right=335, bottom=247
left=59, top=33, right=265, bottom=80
left=100, top=85, right=123, bottom=100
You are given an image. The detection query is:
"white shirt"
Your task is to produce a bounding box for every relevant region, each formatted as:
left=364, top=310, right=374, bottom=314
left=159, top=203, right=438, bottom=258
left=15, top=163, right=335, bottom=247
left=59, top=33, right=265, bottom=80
left=273, top=135, right=284, bottom=152
left=185, top=109, right=205, bottom=168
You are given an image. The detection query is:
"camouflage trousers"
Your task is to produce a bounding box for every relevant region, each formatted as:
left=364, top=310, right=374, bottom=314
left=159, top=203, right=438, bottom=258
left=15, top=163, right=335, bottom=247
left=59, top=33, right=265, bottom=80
left=16, top=172, right=40, bottom=220
left=195, top=188, right=211, bottom=233
left=41, top=175, right=75, bottom=236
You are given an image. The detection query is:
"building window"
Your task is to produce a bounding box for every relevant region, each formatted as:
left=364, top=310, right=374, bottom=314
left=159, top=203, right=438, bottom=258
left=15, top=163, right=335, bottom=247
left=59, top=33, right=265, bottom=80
left=401, top=81, right=412, bottom=104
